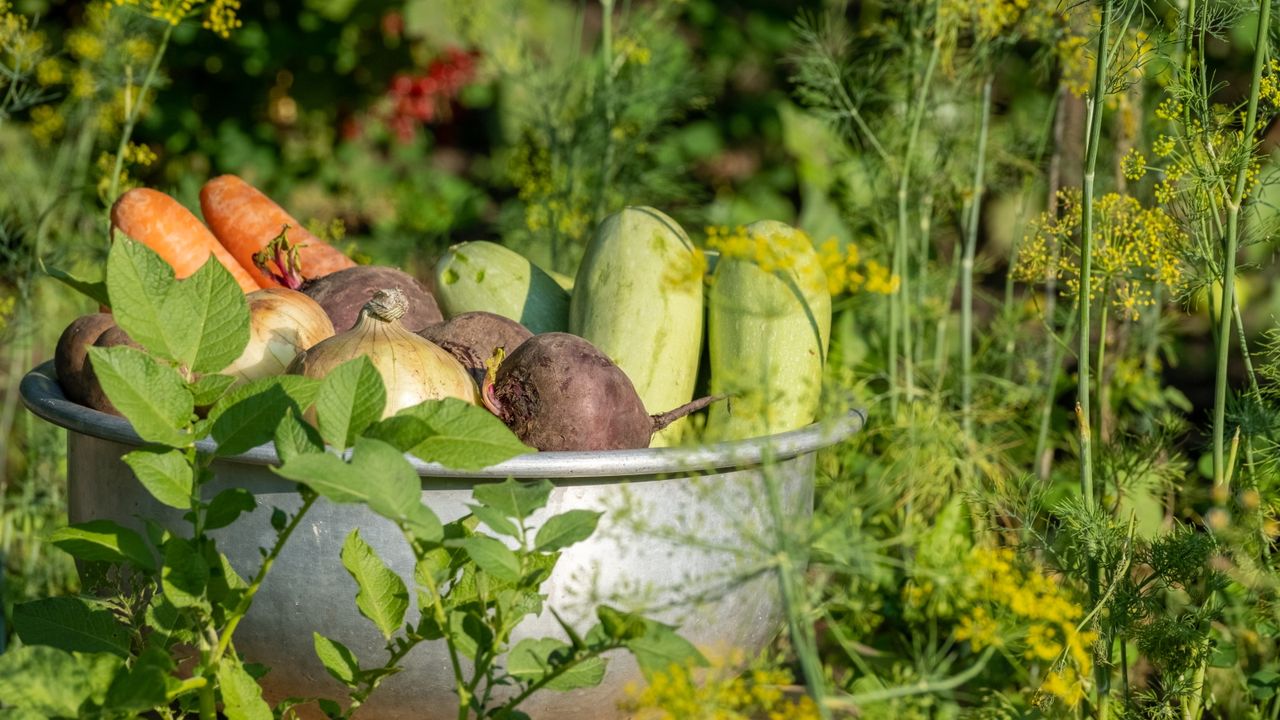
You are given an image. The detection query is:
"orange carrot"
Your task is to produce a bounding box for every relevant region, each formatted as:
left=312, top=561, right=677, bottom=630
left=200, top=175, right=356, bottom=288
left=110, top=188, right=260, bottom=293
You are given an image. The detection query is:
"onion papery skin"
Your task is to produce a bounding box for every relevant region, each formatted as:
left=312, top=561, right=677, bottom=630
left=223, top=288, right=336, bottom=385
left=288, top=291, right=480, bottom=417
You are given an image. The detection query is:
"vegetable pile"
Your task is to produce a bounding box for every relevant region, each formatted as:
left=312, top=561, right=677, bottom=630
left=56, top=180, right=833, bottom=452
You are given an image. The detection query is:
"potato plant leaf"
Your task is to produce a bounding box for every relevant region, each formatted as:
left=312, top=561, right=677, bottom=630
left=164, top=256, right=251, bottom=374
left=51, top=520, right=156, bottom=571
left=341, top=529, right=409, bottom=640
left=456, top=536, right=521, bottom=583
left=204, top=488, right=257, bottom=530
left=211, top=376, right=320, bottom=456
left=122, top=447, right=193, bottom=510
left=11, top=597, right=132, bottom=658
left=313, top=632, right=361, bottom=687
left=315, top=356, right=386, bottom=449
left=161, top=538, right=210, bottom=609
left=391, top=399, right=534, bottom=470
left=534, top=510, right=602, bottom=552
left=624, top=618, right=708, bottom=679
left=86, top=346, right=193, bottom=447
left=106, top=236, right=180, bottom=360
left=506, top=638, right=607, bottom=691
left=46, top=264, right=111, bottom=308
left=189, top=373, right=237, bottom=407
left=104, top=647, right=172, bottom=713
left=274, top=407, right=324, bottom=463
left=472, top=478, right=552, bottom=521
left=216, top=654, right=274, bottom=720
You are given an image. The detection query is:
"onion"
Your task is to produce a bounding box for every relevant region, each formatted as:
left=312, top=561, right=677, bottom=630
left=222, top=288, right=335, bottom=385
left=288, top=287, right=479, bottom=416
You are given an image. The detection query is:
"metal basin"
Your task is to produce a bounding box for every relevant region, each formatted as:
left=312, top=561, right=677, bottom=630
left=20, top=361, right=865, bottom=719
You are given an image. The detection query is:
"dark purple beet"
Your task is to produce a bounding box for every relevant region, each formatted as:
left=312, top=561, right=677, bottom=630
left=419, top=312, right=532, bottom=383
left=483, top=333, right=716, bottom=451
left=302, top=266, right=442, bottom=333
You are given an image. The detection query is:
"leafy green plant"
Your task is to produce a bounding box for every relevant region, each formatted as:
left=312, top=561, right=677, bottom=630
left=0, top=237, right=702, bottom=719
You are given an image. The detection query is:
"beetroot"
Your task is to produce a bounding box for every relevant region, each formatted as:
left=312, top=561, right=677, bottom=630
left=482, top=332, right=715, bottom=451
left=419, top=311, right=532, bottom=382
left=55, top=313, right=116, bottom=405
left=302, top=266, right=442, bottom=333
left=82, top=325, right=143, bottom=416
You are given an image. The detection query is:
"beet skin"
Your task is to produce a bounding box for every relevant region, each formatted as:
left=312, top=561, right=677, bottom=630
left=487, top=333, right=653, bottom=451
left=420, top=311, right=532, bottom=382
left=303, top=266, right=442, bottom=333
left=81, top=325, right=144, bottom=416
left=55, top=313, right=116, bottom=405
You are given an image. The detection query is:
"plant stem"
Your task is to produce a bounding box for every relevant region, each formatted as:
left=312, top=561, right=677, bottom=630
left=1035, top=300, right=1080, bottom=481
left=760, top=456, right=829, bottom=718
left=594, top=0, right=616, bottom=225
left=198, top=679, right=217, bottom=720
left=1080, top=2, right=1112, bottom=715
left=1095, top=290, right=1109, bottom=448
left=213, top=493, right=317, bottom=663
left=106, top=22, right=172, bottom=220
left=824, top=647, right=995, bottom=709
left=961, top=75, right=993, bottom=438
left=1212, top=0, right=1271, bottom=487
left=895, top=24, right=941, bottom=405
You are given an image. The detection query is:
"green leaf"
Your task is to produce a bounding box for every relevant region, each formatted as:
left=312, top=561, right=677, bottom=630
left=313, top=633, right=361, bottom=687
left=211, top=376, right=320, bottom=456
left=473, top=478, right=552, bottom=521
left=392, top=399, right=534, bottom=470
left=625, top=619, right=707, bottom=679
left=216, top=654, right=273, bottom=720
left=122, top=447, right=193, bottom=510
left=104, top=647, right=172, bottom=713
left=457, top=536, right=520, bottom=582
left=507, top=638, right=607, bottom=691
left=0, top=647, right=122, bottom=717
left=274, top=407, right=324, bottom=464
left=51, top=520, right=156, bottom=571
left=446, top=609, right=492, bottom=660
left=204, top=488, right=257, bottom=530
left=316, top=356, right=386, bottom=449
left=161, top=538, right=209, bottom=609
left=164, top=256, right=251, bottom=374
left=12, top=597, right=132, bottom=657
left=596, top=606, right=647, bottom=642
left=341, top=529, right=408, bottom=639
left=274, top=438, right=441, bottom=542
left=534, top=510, right=601, bottom=552
left=467, top=504, right=519, bottom=537
left=46, top=265, right=111, bottom=308
left=189, top=373, right=237, bottom=407
left=86, top=346, right=193, bottom=446
left=106, top=236, right=180, bottom=360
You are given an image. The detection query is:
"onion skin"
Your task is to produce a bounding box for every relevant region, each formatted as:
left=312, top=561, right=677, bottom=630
left=222, top=288, right=335, bottom=385
left=288, top=288, right=479, bottom=418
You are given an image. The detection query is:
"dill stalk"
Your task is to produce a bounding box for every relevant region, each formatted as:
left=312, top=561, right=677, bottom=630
left=106, top=22, right=172, bottom=219
left=1212, top=0, right=1271, bottom=487
left=961, top=75, right=993, bottom=437
left=1080, top=1, right=1111, bottom=715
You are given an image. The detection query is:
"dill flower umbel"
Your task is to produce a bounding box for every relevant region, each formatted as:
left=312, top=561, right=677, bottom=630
left=621, top=651, right=820, bottom=720
left=1014, top=190, right=1187, bottom=320
left=707, top=227, right=898, bottom=297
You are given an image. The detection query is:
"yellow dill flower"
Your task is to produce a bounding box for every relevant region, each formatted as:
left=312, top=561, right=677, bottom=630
left=955, top=607, right=1003, bottom=650
left=1155, top=97, right=1183, bottom=121
left=66, top=28, right=105, bottom=62
left=202, top=0, right=241, bottom=39
left=1153, top=134, right=1176, bottom=157
left=35, top=57, right=64, bottom=86
left=622, top=653, right=819, bottom=720
left=1120, top=147, right=1146, bottom=181
left=29, top=104, right=64, bottom=146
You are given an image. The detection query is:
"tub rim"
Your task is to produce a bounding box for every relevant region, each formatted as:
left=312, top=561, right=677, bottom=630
left=22, top=360, right=866, bottom=479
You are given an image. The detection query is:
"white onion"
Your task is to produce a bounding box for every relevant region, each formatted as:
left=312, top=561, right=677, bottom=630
left=288, top=287, right=479, bottom=416
left=222, top=288, right=335, bottom=385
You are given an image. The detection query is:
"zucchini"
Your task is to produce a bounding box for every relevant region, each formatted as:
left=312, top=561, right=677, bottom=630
left=705, top=220, right=832, bottom=441
left=570, top=207, right=704, bottom=446
left=433, top=241, right=569, bottom=334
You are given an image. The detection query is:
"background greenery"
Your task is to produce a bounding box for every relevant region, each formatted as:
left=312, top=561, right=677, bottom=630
left=6, top=0, right=1280, bottom=717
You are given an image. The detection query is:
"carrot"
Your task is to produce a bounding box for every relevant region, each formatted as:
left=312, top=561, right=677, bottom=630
left=200, top=175, right=356, bottom=288
left=110, top=188, right=260, bottom=293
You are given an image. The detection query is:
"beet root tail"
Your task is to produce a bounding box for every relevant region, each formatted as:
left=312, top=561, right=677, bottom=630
left=650, top=395, right=724, bottom=432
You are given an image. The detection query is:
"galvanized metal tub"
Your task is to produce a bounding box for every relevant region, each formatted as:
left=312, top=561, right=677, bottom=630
left=20, top=361, right=865, bottom=719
